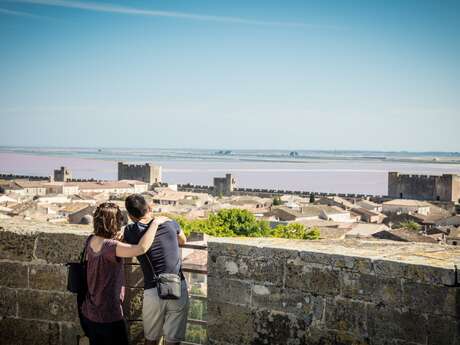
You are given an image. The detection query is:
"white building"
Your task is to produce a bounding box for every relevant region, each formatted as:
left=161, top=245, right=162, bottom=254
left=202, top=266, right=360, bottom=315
left=382, top=199, right=432, bottom=216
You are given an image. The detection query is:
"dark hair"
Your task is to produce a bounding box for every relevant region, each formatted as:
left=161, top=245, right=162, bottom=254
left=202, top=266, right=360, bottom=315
left=93, top=202, right=124, bottom=239
left=125, top=194, right=149, bottom=219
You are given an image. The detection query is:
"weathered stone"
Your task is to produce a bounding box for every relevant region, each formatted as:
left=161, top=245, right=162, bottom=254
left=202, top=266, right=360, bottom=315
left=285, top=262, right=340, bottom=295
left=208, top=301, right=253, bottom=345
left=251, top=285, right=324, bottom=324
left=207, top=277, right=251, bottom=306
left=403, top=281, right=458, bottom=317
left=127, top=321, right=144, bottom=345
left=17, top=289, right=78, bottom=322
left=60, top=322, right=85, bottom=345
left=251, top=308, right=309, bottom=345
left=367, top=304, right=427, bottom=344
left=0, top=287, right=17, bottom=317
left=0, top=228, right=38, bottom=261
left=0, top=317, right=60, bottom=345
left=123, top=288, right=143, bottom=321
left=299, top=251, right=374, bottom=274
left=426, top=315, right=459, bottom=345
left=35, top=232, right=86, bottom=264
left=373, top=259, right=455, bottom=286
left=210, top=255, right=283, bottom=286
left=124, top=264, right=144, bottom=288
left=29, top=263, right=67, bottom=291
left=0, top=261, right=28, bottom=288
left=325, top=297, right=367, bottom=337
left=341, top=272, right=402, bottom=305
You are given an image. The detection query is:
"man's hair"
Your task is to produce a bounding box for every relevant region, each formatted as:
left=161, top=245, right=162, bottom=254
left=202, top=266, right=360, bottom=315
left=125, top=194, right=149, bottom=219
left=93, top=202, right=124, bottom=239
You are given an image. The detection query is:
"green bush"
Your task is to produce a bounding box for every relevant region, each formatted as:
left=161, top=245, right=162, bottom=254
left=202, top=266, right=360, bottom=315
left=400, top=221, right=421, bottom=231
left=172, top=209, right=319, bottom=240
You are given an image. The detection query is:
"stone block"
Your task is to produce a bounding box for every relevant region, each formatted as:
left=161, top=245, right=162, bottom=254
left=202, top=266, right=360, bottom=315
left=208, top=301, right=253, bottom=345
left=17, top=289, right=78, bottom=322
left=251, top=308, right=309, bottom=345
left=127, top=321, right=144, bottom=345
left=0, top=317, right=60, bottom=345
left=35, top=232, right=87, bottom=264
left=250, top=285, right=324, bottom=325
left=210, top=255, right=283, bottom=286
left=0, top=287, right=17, bottom=317
left=403, top=281, right=458, bottom=317
left=29, top=263, right=68, bottom=291
left=60, top=322, right=85, bottom=345
left=373, top=259, right=455, bottom=286
left=285, top=263, right=340, bottom=295
left=0, top=261, right=28, bottom=288
left=299, top=251, right=373, bottom=274
left=123, top=288, right=143, bottom=321
left=207, top=277, right=252, bottom=306
left=341, top=272, right=402, bottom=305
left=426, top=315, right=459, bottom=345
left=124, top=264, right=144, bottom=288
left=325, top=297, right=367, bottom=337
left=367, top=304, right=427, bottom=344
left=0, top=229, right=38, bottom=261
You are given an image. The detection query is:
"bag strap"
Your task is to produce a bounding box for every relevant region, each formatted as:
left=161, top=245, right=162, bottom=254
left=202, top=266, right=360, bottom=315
left=141, top=220, right=159, bottom=280
left=79, top=235, right=93, bottom=264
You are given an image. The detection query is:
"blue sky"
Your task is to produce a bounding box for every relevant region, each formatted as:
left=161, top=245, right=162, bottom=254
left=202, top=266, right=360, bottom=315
left=0, top=0, right=459, bottom=151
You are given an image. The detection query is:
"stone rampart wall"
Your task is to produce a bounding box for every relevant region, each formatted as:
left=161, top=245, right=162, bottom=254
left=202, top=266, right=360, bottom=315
left=207, top=237, right=460, bottom=345
left=0, top=220, right=146, bottom=345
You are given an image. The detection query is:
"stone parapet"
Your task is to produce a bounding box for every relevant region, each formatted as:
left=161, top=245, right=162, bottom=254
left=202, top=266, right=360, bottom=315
left=207, top=237, right=460, bottom=345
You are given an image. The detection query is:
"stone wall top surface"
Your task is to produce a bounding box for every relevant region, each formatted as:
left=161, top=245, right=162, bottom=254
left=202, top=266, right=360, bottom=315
left=0, top=219, right=91, bottom=235
left=209, top=236, right=460, bottom=270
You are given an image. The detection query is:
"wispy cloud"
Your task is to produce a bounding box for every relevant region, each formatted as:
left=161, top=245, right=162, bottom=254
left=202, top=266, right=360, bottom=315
left=6, top=0, right=340, bottom=29
left=0, top=6, right=44, bottom=18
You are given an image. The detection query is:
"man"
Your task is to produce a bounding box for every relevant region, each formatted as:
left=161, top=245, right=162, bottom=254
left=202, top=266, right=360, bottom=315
left=123, top=194, right=188, bottom=345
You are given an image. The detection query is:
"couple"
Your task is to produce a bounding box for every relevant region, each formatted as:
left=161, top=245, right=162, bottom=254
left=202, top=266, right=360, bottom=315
left=80, top=194, right=189, bottom=345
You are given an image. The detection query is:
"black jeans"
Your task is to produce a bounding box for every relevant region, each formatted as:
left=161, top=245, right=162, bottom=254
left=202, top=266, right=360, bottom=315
left=81, top=315, right=129, bottom=345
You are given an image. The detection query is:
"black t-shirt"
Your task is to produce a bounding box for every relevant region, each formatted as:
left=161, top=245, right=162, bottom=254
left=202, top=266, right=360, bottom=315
left=124, top=220, right=182, bottom=289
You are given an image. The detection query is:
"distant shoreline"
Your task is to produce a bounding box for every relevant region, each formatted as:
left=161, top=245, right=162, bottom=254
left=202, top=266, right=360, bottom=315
left=2, top=150, right=460, bottom=196
left=1, top=147, right=460, bottom=165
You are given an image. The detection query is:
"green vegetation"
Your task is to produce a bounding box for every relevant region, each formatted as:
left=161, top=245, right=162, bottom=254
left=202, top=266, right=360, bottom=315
left=309, top=193, right=316, bottom=203
left=400, top=221, right=421, bottom=231
left=172, top=208, right=320, bottom=240
left=271, top=222, right=321, bottom=240
left=273, top=195, right=282, bottom=206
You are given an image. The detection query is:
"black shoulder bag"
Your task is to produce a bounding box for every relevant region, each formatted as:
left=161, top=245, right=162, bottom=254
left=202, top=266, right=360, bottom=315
left=66, top=235, right=93, bottom=335
left=144, top=252, right=182, bottom=300
left=66, top=235, right=92, bottom=294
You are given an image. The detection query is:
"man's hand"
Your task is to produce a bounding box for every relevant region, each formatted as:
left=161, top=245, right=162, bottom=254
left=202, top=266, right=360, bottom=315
left=153, top=216, right=170, bottom=225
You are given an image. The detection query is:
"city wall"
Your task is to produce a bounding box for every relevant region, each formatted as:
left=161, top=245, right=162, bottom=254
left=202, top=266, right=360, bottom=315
left=207, top=237, right=460, bottom=345
left=2, top=220, right=460, bottom=345
left=0, top=173, right=50, bottom=181
left=177, top=184, right=384, bottom=201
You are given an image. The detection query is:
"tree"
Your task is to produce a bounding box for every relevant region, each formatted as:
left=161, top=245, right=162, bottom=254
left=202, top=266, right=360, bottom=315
left=171, top=209, right=319, bottom=240
left=309, top=193, right=316, bottom=203
left=273, top=196, right=282, bottom=206
left=271, top=223, right=320, bottom=240
left=400, top=221, right=421, bottom=231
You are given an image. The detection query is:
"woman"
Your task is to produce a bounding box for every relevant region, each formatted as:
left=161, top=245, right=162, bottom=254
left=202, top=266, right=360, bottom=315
left=81, top=202, right=168, bottom=345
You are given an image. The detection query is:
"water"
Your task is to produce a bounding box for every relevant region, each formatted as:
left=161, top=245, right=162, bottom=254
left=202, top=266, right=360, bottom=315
left=1, top=147, right=460, bottom=195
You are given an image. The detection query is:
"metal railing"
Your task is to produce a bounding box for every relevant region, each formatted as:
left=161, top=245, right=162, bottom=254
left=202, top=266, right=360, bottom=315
left=179, top=242, right=208, bottom=345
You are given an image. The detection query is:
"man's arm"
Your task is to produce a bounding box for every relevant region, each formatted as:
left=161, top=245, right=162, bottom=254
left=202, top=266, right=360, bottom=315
left=177, top=230, right=187, bottom=246
left=171, top=220, right=187, bottom=246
